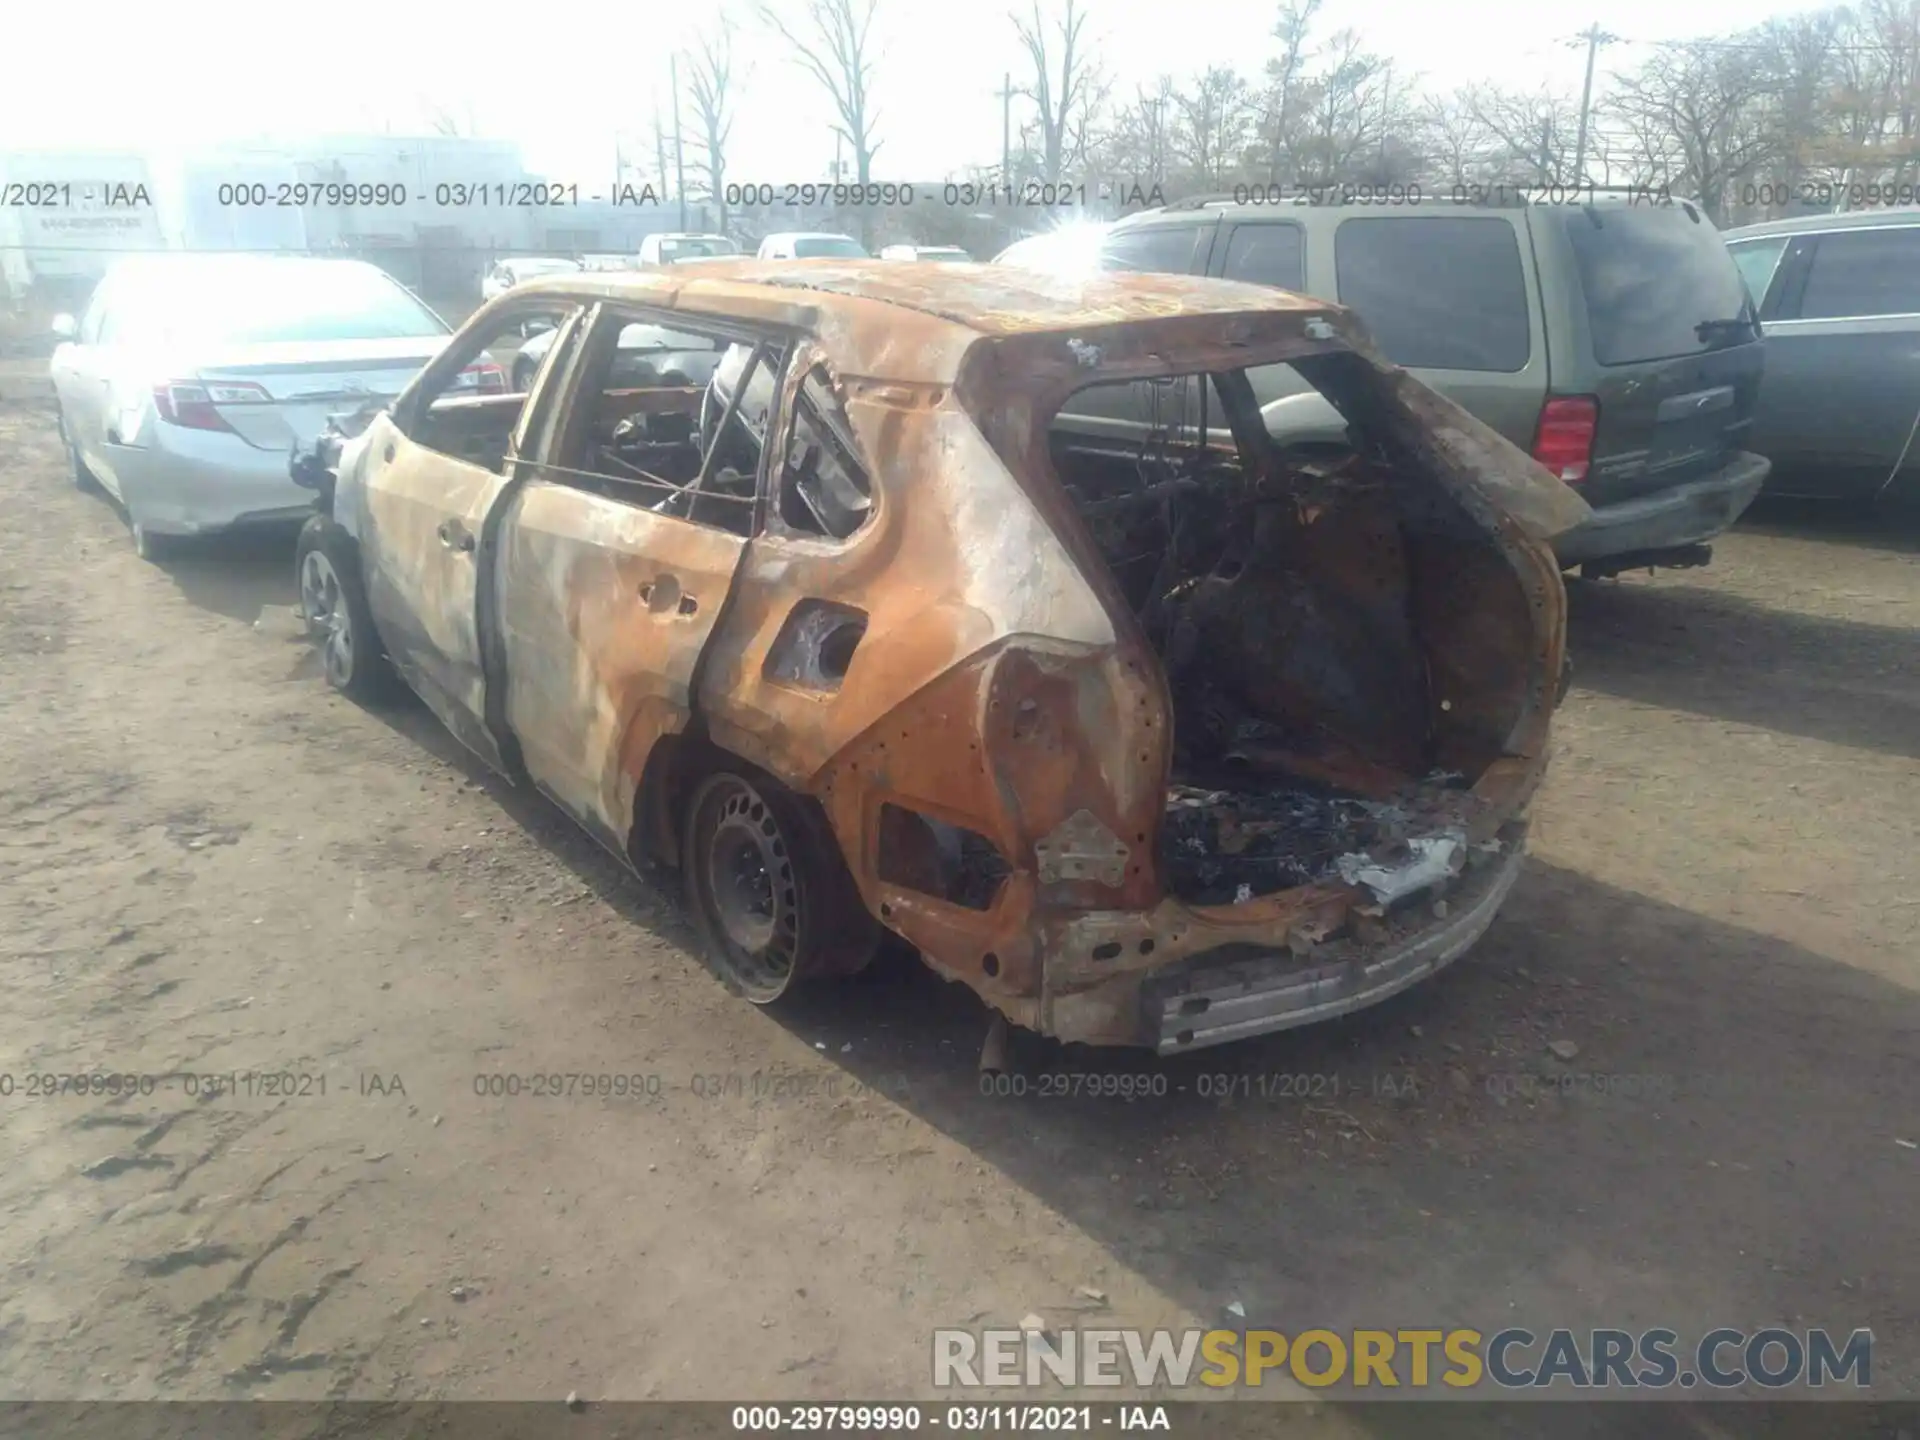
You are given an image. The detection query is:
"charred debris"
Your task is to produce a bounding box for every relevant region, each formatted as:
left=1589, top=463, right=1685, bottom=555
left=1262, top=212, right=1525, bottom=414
left=1047, top=363, right=1503, bottom=912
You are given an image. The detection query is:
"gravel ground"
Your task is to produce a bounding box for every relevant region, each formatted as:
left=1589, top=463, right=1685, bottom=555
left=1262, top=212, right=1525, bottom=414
left=1, top=360, right=1915, bottom=1427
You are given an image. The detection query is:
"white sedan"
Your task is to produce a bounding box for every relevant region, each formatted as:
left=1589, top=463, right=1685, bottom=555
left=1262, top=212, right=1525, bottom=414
left=49, top=255, right=480, bottom=560
left=480, top=256, right=583, bottom=302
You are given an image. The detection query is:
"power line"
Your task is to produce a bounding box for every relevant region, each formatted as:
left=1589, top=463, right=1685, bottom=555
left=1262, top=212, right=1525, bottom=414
left=1606, top=35, right=1916, bottom=56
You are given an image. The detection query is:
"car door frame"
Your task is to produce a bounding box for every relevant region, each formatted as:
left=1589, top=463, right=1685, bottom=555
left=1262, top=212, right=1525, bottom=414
left=1749, top=222, right=1920, bottom=498
left=363, top=294, right=593, bottom=772
left=481, top=299, right=796, bottom=858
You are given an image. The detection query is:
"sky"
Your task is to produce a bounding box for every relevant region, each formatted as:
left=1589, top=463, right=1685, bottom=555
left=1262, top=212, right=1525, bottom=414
left=3, top=0, right=1820, bottom=184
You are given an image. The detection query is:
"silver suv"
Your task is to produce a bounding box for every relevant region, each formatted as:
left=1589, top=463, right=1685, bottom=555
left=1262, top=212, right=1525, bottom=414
left=1042, top=195, right=1770, bottom=577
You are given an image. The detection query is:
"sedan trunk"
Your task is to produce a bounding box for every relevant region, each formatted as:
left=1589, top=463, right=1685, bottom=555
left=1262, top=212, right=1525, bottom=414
left=196, top=338, right=451, bottom=451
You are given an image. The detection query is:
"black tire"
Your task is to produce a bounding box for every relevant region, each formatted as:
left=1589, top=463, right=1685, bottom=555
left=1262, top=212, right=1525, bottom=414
left=295, top=515, right=397, bottom=703
left=681, top=762, right=881, bottom=1004
left=511, top=358, right=535, bottom=391
left=56, top=409, right=100, bottom=493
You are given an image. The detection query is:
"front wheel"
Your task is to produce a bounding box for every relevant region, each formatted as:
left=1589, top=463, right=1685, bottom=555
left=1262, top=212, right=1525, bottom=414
left=681, top=765, right=880, bottom=1004
left=295, top=516, right=396, bottom=703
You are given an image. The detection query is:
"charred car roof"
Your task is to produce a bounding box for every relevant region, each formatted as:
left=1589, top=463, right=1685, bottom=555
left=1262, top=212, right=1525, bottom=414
left=510, top=259, right=1344, bottom=344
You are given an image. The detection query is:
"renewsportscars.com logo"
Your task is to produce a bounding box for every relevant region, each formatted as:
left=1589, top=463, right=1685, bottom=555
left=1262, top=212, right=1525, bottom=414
left=933, top=1326, right=1874, bottom=1391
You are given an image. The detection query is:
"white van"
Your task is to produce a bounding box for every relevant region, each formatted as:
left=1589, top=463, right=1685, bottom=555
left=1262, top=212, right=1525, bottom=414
left=754, top=232, right=868, bottom=260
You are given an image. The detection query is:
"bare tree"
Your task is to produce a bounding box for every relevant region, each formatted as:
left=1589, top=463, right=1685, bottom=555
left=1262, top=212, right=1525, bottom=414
left=420, top=97, right=476, bottom=137
left=1292, top=30, right=1391, bottom=183
left=1607, top=40, right=1781, bottom=216
left=1463, top=83, right=1582, bottom=183
left=1172, top=66, right=1254, bottom=186
left=1092, top=76, right=1177, bottom=187
left=759, top=0, right=885, bottom=184
left=1012, top=0, right=1103, bottom=184
left=684, top=19, right=741, bottom=231
left=1260, top=0, right=1323, bottom=181
left=1419, top=89, right=1495, bottom=186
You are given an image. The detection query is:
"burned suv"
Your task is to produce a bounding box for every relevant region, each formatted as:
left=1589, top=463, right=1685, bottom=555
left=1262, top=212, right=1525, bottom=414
left=292, top=262, right=1584, bottom=1051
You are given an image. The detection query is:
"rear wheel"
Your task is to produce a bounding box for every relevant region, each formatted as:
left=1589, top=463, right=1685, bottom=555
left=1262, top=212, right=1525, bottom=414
left=296, top=516, right=396, bottom=703
left=681, top=764, right=880, bottom=1003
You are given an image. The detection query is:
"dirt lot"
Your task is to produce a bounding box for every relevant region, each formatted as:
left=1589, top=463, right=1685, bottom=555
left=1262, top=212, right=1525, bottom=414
left=0, top=359, right=1916, bottom=1417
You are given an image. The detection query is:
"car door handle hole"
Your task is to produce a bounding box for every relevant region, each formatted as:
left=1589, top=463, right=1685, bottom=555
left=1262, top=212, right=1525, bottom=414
left=677, top=593, right=699, bottom=617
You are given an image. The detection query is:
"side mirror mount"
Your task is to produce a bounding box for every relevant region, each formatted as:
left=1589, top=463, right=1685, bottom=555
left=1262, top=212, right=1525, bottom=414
left=51, top=314, right=77, bottom=341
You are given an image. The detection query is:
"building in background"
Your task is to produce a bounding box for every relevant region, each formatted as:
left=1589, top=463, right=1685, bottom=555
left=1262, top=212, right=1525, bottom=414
left=0, top=151, right=163, bottom=306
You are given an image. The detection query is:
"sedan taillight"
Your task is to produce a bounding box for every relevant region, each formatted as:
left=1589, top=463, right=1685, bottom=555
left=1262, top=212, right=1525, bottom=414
left=153, top=379, right=273, bottom=432
left=454, top=361, right=507, bottom=394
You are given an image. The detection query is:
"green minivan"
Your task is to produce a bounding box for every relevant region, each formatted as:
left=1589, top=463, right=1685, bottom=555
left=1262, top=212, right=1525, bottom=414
left=1024, top=195, right=1770, bottom=577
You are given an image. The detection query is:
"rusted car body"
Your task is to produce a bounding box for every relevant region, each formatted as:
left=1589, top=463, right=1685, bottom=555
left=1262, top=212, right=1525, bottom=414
left=313, top=261, right=1587, bottom=1052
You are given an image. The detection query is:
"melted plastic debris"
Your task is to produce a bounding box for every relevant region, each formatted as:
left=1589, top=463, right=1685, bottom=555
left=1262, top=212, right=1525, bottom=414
left=1159, top=780, right=1486, bottom=907
left=1336, top=832, right=1468, bottom=904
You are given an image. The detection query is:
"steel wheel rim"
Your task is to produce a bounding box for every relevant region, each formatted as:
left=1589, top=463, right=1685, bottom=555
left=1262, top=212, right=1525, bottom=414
left=696, top=776, right=800, bottom=999
left=300, top=550, right=355, bottom=687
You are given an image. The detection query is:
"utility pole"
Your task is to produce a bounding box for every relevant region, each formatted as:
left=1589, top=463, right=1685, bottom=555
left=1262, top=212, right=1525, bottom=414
left=669, top=52, right=687, bottom=230
left=1001, top=73, right=1014, bottom=182
left=1570, top=24, right=1619, bottom=185
left=654, top=106, right=669, bottom=202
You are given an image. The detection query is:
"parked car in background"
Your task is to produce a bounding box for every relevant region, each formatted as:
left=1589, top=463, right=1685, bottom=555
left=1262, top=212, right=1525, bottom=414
left=639, top=233, right=743, bottom=265
left=1724, top=208, right=1920, bottom=504
left=509, top=316, right=725, bottom=393
left=992, top=222, right=1112, bottom=273
left=48, top=255, right=474, bottom=561
left=878, top=244, right=972, bottom=262
left=290, top=261, right=1581, bottom=1050
left=481, top=256, right=583, bottom=302
left=1040, top=196, right=1769, bottom=577
left=755, top=232, right=868, bottom=260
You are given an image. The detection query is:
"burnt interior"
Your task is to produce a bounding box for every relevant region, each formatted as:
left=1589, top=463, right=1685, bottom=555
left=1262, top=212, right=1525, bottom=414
left=1047, top=363, right=1535, bottom=907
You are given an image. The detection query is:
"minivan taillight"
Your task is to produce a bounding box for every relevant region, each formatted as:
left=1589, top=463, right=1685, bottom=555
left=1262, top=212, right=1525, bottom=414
left=1532, top=396, right=1598, bottom=484
left=153, top=379, right=272, bottom=432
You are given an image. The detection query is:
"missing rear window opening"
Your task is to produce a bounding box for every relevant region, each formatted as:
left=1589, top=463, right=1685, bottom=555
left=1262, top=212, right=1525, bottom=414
left=1045, top=357, right=1536, bottom=906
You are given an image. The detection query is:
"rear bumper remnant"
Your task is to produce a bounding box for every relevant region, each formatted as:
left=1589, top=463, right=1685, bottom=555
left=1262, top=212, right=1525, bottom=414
left=1552, top=451, right=1769, bottom=565
left=1139, top=840, right=1527, bottom=1053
